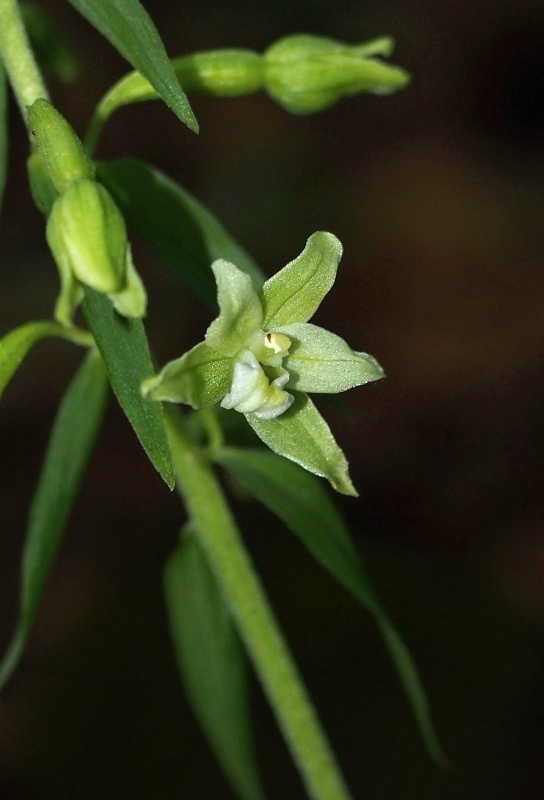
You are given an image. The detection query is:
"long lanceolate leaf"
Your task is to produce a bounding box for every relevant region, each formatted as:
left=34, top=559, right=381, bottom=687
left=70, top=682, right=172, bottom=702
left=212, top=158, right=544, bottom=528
left=82, top=288, right=175, bottom=489
left=216, top=447, right=449, bottom=768
left=164, top=524, right=265, bottom=800
left=66, top=0, right=197, bottom=133
left=98, top=158, right=265, bottom=305
left=0, top=350, right=108, bottom=689
left=0, top=59, right=7, bottom=215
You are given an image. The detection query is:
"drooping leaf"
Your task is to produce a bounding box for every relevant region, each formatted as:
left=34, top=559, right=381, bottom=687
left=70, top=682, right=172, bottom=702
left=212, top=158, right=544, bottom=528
left=164, top=524, right=264, bottom=800
left=0, top=320, right=90, bottom=401
left=216, top=446, right=449, bottom=767
left=82, top=288, right=175, bottom=488
left=260, top=232, right=342, bottom=328
left=0, top=59, right=7, bottom=215
left=86, top=49, right=264, bottom=152
left=66, top=0, right=197, bottom=133
left=0, top=350, right=108, bottom=689
left=97, top=158, right=264, bottom=305
left=246, top=391, right=356, bottom=495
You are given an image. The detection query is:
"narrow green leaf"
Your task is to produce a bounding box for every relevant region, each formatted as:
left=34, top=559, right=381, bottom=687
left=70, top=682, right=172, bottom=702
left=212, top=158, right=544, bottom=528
left=86, top=49, right=264, bottom=152
left=261, top=232, right=342, bottom=328
left=217, top=447, right=362, bottom=589
left=164, top=524, right=265, bottom=800
left=216, top=447, right=449, bottom=768
left=246, top=392, right=356, bottom=495
left=0, top=350, right=108, bottom=689
left=82, top=288, right=175, bottom=488
left=0, top=58, right=7, bottom=215
left=97, top=158, right=264, bottom=305
left=66, top=0, right=197, bottom=133
left=0, top=320, right=91, bottom=401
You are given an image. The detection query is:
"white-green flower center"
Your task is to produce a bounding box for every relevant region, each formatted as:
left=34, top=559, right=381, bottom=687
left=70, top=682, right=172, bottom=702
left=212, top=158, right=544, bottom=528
left=221, top=330, right=294, bottom=419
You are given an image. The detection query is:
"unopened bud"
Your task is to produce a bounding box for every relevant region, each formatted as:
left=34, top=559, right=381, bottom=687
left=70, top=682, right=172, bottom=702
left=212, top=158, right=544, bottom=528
left=264, top=34, right=410, bottom=114
left=27, top=151, right=58, bottom=216
left=47, top=179, right=126, bottom=294
left=45, top=179, right=147, bottom=322
left=27, top=98, right=94, bottom=193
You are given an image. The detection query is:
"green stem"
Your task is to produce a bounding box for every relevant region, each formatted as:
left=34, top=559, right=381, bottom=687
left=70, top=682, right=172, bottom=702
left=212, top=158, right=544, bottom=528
left=199, top=406, right=224, bottom=457
left=0, top=0, right=48, bottom=117
left=165, top=412, right=353, bottom=800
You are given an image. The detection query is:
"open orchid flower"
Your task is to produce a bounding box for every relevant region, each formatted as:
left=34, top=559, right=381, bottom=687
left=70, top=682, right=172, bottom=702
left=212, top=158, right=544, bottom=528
left=142, top=232, right=383, bottom=494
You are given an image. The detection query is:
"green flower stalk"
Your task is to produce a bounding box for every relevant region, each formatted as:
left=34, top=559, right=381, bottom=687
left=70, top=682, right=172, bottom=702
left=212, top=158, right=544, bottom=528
left=86, top=34, right=410, bottom=155
left=142, top=232, right=383, bottom=494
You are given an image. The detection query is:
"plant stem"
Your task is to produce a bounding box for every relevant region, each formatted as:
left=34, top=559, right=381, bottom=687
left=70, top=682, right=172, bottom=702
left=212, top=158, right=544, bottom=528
left=0, top=0, right=48, bottom=117
left=199, top=406, right=224, bottom=456
left=165, top=412, right=353, bottom=800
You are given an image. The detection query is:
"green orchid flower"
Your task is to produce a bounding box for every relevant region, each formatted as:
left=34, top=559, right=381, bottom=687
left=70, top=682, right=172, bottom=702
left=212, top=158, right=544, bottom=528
left=142, top=232, right=383, bottom=494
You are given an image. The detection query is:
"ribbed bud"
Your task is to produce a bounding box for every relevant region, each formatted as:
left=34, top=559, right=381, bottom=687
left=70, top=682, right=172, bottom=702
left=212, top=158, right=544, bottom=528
left=45, top=178, right=147, bottom=322
left=27, top=98, right=95, bottom=193
left=264, top=34, right=410, bottom=114
left=46, top=179, right=126, bottom=295
left=27, top=151, right=58, bottom=216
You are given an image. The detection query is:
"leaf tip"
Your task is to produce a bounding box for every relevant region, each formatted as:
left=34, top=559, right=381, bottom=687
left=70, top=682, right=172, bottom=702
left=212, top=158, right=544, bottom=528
left=182, top=107, right=199, bottom=134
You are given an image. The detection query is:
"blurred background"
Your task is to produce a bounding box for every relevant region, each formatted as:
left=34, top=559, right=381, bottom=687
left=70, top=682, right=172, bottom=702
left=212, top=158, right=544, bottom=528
left=2, top=0, right=544, bottom=797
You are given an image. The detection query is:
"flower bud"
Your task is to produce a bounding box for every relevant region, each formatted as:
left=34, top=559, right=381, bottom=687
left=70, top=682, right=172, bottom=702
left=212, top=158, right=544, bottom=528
left=47, top=179, right=126, bottom=294
left=27, top=151, right=58, bottom=216
left=27, top=98, right=95, bottom=193
left=46, top=178, right=147, bottom=323
left=264, top=34, right=410, bottom=114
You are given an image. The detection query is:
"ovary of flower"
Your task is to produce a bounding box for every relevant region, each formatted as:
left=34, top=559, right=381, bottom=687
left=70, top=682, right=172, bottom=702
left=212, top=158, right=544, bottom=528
left=221, top=331, right=294, bottom=419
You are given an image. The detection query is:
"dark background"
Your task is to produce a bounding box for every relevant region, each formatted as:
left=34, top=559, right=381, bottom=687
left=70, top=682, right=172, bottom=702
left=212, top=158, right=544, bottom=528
left=2, top=1, right=544, bottom=797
